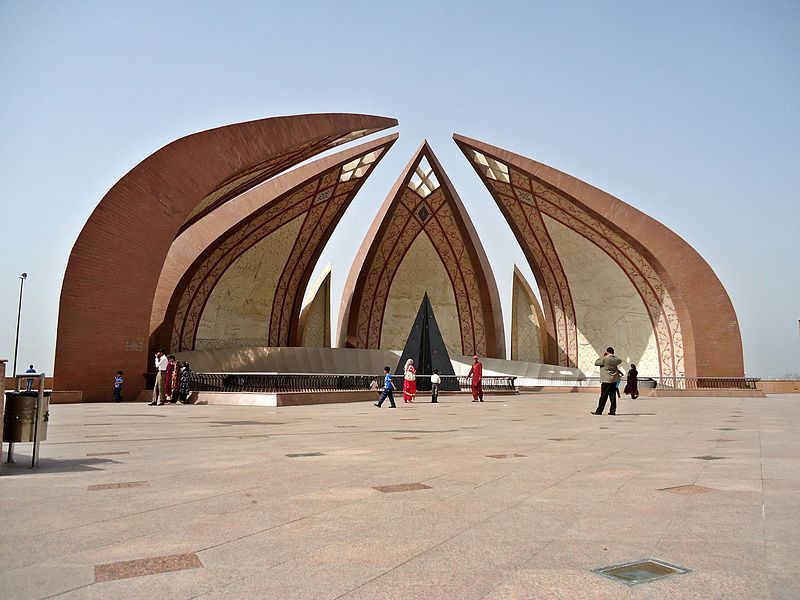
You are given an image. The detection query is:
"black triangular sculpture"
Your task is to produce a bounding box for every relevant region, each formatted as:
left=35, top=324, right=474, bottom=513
left=395, top=293, right=459, bottom=391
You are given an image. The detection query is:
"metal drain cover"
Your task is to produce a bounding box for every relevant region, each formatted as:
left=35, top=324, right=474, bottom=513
left=593, top=558, right=690, bottom=586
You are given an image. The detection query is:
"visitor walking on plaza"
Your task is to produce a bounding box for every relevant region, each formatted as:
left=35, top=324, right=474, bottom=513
left=624, top=364, right=639, bottom=399
left=403, top=358, right=417, bottom=403
left=149, top=350, right=168, bottom=406
left=374, top=366, right=397, bottom=408
left=467, top=355, right=484, bottom=402
left=114, top=370, right=124, bottom=402
left=592, top=347, right=622, bottom=415
left=430, top=369, right=441, bottom=403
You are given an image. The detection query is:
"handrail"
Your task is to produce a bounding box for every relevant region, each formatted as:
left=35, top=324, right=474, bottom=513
left=514, top=376, right=760, bottom=390
left=189, top=373, right=517, bottom=394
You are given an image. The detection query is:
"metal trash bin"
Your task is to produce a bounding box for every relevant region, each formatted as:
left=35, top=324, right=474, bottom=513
left=3, top=372, right=49, bottom=468
left=4, top=391, right=50, bottom=443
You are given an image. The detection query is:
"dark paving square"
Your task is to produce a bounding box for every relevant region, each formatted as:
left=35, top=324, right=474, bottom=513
left=486, top=453, right=526, bottom=459
left=85, top=451, right=130, bottom=457
left=88, top=481, right=149, bottom=491
left=659, top=484, right=717, bottom=495
left=692, top=455, right=727, bottom=461
left=373, top=482, right=432, bottom=493
left=286, top=452, right=325, bottom=458
left=94, top=552, right=203, bottom=582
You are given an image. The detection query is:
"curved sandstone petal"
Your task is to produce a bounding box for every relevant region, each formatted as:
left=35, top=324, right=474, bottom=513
left=453, top=133, right=743, bottom=378
left=56, top=114, right=397, bottom=401
left=338, top=141, right=505, bottom=359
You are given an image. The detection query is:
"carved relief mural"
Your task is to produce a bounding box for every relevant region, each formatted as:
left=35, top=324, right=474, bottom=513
left=543, top=216, right=660, bottom=375
left=163, top=136, right=396, bottom=351
left=455, top=135, right=687, bottom=377
left=298, top=265, right=332, bottom=348
left=381, top=233, right=460, bottom=355
left=195, top=216, right=304, bottom=349
left=54, top=113, right=397, bottom=402
left=511, top=266, right=546, bottom=364
left=338, top=142, right=505, bottom=358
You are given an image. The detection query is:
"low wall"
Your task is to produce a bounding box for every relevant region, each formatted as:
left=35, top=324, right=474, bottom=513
left=4, top=376, right=54, bottom=392
left=194, top=390, right=378, bottom=407
left=757, top=380, right=800, bottom=394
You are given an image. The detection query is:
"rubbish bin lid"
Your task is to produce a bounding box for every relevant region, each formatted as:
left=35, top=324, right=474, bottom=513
left=5, top=390, right=51, bottom=397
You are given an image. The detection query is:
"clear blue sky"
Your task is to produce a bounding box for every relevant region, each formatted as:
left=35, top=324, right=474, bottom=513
left=1, top=0, right=798, bottom=378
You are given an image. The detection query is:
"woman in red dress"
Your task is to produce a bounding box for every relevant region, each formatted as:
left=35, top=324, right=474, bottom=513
left=403, top=358, right=417, bottom=403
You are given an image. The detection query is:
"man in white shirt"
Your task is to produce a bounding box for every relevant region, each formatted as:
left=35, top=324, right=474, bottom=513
left=149, top=350, right=169, bottom=406
left=430, top=369, right=441, bottom=403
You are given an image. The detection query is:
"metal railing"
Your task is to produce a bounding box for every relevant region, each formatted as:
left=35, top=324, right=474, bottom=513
left=652, top=377, right=760, bottom=390
left=514, top=376, right=760, bottom=390
left=188, top=373, right=517, bottom=394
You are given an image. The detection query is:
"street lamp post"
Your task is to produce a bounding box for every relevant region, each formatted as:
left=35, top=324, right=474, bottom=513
left=12, top=272, right=27, bottom=376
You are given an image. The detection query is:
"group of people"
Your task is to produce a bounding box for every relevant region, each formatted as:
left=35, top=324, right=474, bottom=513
left=373, top=355, right=484, bottom=408
left=591, top=346, right=639, bottom=415
left=149, top=349, right=192, bottom=405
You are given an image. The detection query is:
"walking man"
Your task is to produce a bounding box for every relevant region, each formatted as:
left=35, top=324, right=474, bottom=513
left=374, top=366, right=397, bottom=408
left=149, top=350, right=168, bottom=406
left=592, top=347, right=622, bottom=415
left=467, top=355, right=484, bottom=402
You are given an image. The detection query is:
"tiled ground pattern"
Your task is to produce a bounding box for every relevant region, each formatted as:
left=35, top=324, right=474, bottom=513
left=1, top=394, right=798, bottom=599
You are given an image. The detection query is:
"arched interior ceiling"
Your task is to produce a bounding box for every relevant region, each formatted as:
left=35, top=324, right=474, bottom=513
left=381, top=232, right=460, bottom=356
left=543, top=216, right=660, bottom=375
left=160, top=134, right=397, bottom=352
left=298, top=264, right=332, bottom=348
left=455, top=133, right=744, bottom=378
left=338, top=141, right=506, bottom=358
left=56, top=113, right=397, bottom=401
left=511, top=265, right=546, bottom=364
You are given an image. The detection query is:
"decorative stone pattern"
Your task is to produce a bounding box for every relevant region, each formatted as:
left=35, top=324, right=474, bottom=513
left=511, top=266, right=545, bottom=363
left=341, top=144, right=504, bottom=358
left=298, top=266, right=331, bottom=348
left=55, top=113, right=397, bottom=402
left=544, top=216, right=660, bottom=376
left=380, top=233, right=461, bottom=355
left=195, top=217, right=304, bottom=349
left=166, top=145, right=390, bottom=351
left=182, top=135, right=348, bottom=230
left=459, top=140, right=685, bottom=377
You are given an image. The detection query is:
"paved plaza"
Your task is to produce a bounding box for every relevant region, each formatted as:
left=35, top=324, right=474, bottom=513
left=1, top=393, right=798, bottom=599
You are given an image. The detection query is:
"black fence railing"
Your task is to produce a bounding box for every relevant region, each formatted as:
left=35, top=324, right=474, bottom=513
left=651, top=377, right=761, bottom=390
left=513, top=376, right=760, bottom=390
left=188, top=373, right=517, bottom=394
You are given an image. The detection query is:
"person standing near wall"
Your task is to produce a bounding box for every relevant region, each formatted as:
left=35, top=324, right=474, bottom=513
left=430, top=369, right=441, bottom=403
left=114, top=370, right=124, bottom=402
left=149, top=350, right=168, bottom=406
left=592, top=347, right=622, bottom=415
